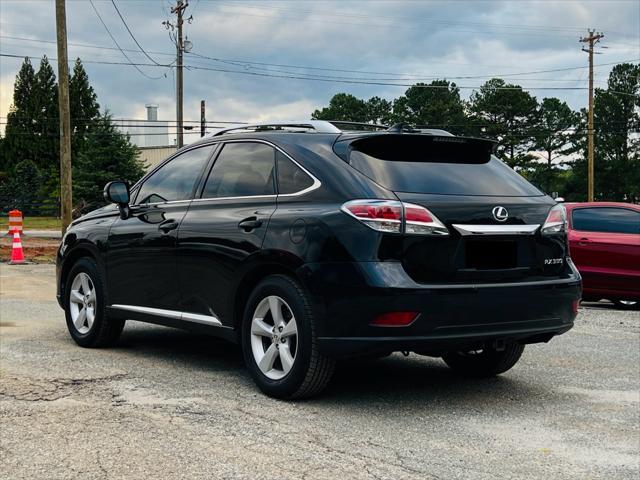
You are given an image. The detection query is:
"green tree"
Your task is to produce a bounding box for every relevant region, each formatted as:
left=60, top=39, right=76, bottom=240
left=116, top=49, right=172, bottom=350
left=392, top=80, right=469, bottom=134
left=312, top=93, right=370, bottom=122
left=469, top=78, right=539, bottom=167
left=529, top=98, right=580, bottom=193
left=1, top=58, right=37, bottom=172
left=69, top=58, right=101, bottom=152
left=566, top=63, right=640, bottom=201
left=366, top=96, right=393, bottom=124
left=72, top=114, right=146, bottom=207
left=0, top=159, right=44, bottom=214
left=32, top=56, right=59, bottom=173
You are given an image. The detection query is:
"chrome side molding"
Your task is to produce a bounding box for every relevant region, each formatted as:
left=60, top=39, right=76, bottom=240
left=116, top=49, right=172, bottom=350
left=110, top=304, right=223, bottom=326
left=452, top=224, right=540, bottom=236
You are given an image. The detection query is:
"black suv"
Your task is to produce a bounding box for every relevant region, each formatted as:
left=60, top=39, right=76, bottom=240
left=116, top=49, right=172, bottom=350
left=56, top=121, right=581, bottom=399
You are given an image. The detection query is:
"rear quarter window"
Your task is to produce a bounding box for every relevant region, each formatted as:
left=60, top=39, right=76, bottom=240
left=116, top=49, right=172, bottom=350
left=572, top=207, right=640, bottom=234
left=345, top=134, right=543, bottom=197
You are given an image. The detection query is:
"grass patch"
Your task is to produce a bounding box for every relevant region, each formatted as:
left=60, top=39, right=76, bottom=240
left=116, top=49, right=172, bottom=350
left=0, top=216, right=61, bottom=231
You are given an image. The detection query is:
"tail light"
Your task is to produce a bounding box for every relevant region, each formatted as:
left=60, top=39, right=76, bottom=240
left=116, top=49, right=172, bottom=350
left=341, top=200, right=402, bottom=233
left=404, top=203, right=449, bottom=235
left=541, top=204, right=567, bottom=235
left=341, top=200, right=449, bottom=235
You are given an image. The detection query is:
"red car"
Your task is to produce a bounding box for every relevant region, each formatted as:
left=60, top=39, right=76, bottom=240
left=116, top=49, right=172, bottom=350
left=564, top=202, right=640, bottom=309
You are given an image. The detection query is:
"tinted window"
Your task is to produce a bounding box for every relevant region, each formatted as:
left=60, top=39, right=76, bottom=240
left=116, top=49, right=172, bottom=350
left=572, top=207, right=640, bottom=234
left=136, top=146, right=213, bottom=204
left=202, top=142, right=275, bottom=198
left=347, top=135, right=542, bottom=196
left=277, top=151, right=314, bottom=194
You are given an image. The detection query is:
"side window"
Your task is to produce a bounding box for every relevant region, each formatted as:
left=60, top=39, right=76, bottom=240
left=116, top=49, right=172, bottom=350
left=277, top=151, right=314, bottom=194
left=202, top=142, right=275, bottom=198
left=135, top=146, right=214, bottom=204
left=572, top=207, right=640, bottom=234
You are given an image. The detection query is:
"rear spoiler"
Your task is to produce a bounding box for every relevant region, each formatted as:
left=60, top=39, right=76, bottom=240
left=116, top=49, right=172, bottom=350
left=334, top=133, right=498, bottom=163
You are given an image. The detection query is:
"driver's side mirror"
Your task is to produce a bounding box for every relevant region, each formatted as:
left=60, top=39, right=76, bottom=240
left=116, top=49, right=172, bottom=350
left=104, top=181, right=130, bottom=218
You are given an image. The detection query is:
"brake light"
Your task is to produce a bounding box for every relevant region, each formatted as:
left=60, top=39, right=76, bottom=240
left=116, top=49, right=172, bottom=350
left=370, top=311, right=419, bottom=327
left=341, top=200, right=402, bottom=233
left=541, top=204, right=567, bottom=235
left=404, top=203, right=449, bottom=236
left=341, top=200, right=449, bottom=235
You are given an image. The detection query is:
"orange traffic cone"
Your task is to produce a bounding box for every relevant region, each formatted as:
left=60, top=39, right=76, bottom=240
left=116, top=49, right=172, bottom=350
left=9, top=230, right=25, bottom=264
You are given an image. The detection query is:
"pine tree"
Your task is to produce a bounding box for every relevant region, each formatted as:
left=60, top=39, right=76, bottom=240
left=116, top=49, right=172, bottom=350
left=32, top=56, right=59, bottom=176
left=469, top=78, right=539, bottom=168
left=1, top=58, right=37, bottom=172
left=69, top=58, right=100, bottom=152
left=312, top=93, right=370, bottom=122
left=392, top=80, right=469, bottom=135
left=73, top=113, right=146, bottom=208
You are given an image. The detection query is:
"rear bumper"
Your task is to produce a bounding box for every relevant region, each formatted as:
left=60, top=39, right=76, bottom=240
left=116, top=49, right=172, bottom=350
left=297, top=261, right=581, bottom=357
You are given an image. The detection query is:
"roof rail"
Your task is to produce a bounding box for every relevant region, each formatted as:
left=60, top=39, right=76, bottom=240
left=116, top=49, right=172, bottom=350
left=208, top=120, right=342, bottom=137
left=206, top=119, right=454, bottom=137
left=328, top=121, right=388, bottom=131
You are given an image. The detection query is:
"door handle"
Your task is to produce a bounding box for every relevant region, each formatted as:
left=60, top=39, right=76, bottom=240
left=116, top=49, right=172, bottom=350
left=238, top=217, right=263, bottom=232
left=578, top=237, right=590, bottom=246
left=158, top=220, right=179, bottom=233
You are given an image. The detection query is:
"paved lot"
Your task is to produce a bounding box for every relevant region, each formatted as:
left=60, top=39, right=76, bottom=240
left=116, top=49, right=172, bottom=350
left=1, top=263, right=639, bottom=479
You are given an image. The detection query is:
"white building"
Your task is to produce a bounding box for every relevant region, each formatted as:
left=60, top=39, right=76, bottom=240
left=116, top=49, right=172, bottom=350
left=115, top=104, right=172, bottom=148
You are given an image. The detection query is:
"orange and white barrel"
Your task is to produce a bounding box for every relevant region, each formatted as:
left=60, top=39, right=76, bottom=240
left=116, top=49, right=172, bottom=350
left=8, top=209, right=23, bottom=234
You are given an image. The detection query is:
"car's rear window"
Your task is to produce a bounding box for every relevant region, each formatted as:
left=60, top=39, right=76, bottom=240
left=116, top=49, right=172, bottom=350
left=346, top=135, right=543, bottom=196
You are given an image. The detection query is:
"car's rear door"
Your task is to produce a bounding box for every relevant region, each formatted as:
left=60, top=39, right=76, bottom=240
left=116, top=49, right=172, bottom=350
left=176, top=140, right=277, bottom=326
left=106, top=144, right=215, bottom=313
left=568, top=206, right=640, bottom=297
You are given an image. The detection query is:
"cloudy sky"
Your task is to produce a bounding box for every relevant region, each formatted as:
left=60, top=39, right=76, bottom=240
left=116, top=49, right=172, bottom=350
left=1, top=0, right=638, bottom=140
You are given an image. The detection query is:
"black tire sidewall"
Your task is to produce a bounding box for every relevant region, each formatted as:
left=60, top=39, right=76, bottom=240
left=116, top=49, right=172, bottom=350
left=64, top=258, right=106, bottom=347
left=241, top=276, right=314, bottom=398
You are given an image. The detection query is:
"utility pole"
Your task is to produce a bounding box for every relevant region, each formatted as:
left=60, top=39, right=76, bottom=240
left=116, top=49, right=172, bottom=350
left=170, top=0, right=189, bottom=148
left=200, top=100, right=206, bottom=137
left=580, top=30, right=604, bottom=202
left=55, top=0, right=72, bottom=233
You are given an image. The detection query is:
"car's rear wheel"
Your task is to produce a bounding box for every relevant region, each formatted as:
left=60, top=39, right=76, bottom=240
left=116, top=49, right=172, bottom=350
left=242, top=275, right=335, bottom=399
left=442, top=342, right=524, bottom=377
left=64, top=257, right=125, bottom=348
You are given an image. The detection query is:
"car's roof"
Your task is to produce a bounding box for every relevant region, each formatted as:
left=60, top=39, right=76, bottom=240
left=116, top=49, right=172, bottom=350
left=564, top=202, right=640, bottom=210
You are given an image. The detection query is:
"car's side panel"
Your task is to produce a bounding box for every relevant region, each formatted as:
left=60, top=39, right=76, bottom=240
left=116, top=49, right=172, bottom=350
left=567, top=204, right=640, bottom=300
left=106, top=201, right=191, bottom=310
left=176, top=197, right=277, bottom=326
left=568, top=229, right=640, bottom=298
left=56, top=209, right=118, bottom=305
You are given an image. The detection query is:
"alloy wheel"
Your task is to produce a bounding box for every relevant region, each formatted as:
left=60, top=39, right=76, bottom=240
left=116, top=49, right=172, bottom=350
left=68, top=272, right=96, bottom=334
left=250, top=295, right=298, bottom=380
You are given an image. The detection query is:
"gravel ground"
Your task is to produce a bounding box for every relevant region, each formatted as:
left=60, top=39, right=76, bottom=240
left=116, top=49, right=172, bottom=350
left=1, top=263, right=638, bottom=480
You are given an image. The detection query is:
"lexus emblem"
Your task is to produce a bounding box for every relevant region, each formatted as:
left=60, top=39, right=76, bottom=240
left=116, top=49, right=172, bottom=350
left=492, top=206, right=509, bottom=222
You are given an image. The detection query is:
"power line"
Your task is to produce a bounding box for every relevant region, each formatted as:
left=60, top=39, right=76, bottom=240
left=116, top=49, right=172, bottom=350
left=2, top=35, right=635, bottom=80
left=110, top=0, right=163, bottom=66
left=88, top=0, right=165, bottom=80
left=2, top=53, right=638, bottom=95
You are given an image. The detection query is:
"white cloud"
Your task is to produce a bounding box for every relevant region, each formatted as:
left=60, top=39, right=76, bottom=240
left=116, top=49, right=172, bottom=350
left=0, top=0, right=637, bottom=127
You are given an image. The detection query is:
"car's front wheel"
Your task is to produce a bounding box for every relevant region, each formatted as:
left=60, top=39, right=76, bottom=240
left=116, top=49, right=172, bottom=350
left=64, top=257, right=125, bottom=348
left=442, top=342, right=525, bottom=377
left=241, top=275, right=335, bottom=399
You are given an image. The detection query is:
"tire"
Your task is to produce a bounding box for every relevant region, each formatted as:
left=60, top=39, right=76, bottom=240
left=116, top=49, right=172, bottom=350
left=442, top=342, right=525, bottom=378
left=64, top=257, right=125, bottom=348
left=241, top=275, right=335, bottom=399
left=612, top=299, right=639, bottom=310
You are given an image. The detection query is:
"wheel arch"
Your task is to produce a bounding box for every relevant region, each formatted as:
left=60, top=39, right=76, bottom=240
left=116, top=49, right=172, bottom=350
left=60, top=244, right=104, bottom=301
left=232, top=262, right=302, bottom=333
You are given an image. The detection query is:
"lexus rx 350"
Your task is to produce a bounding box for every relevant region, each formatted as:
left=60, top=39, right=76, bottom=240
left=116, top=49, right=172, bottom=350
left=56, top=121, right=581, bottom=399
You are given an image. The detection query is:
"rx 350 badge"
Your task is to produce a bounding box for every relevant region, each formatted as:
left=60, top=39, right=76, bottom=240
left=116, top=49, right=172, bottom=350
left=544, top=258, right=563, bottom=265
